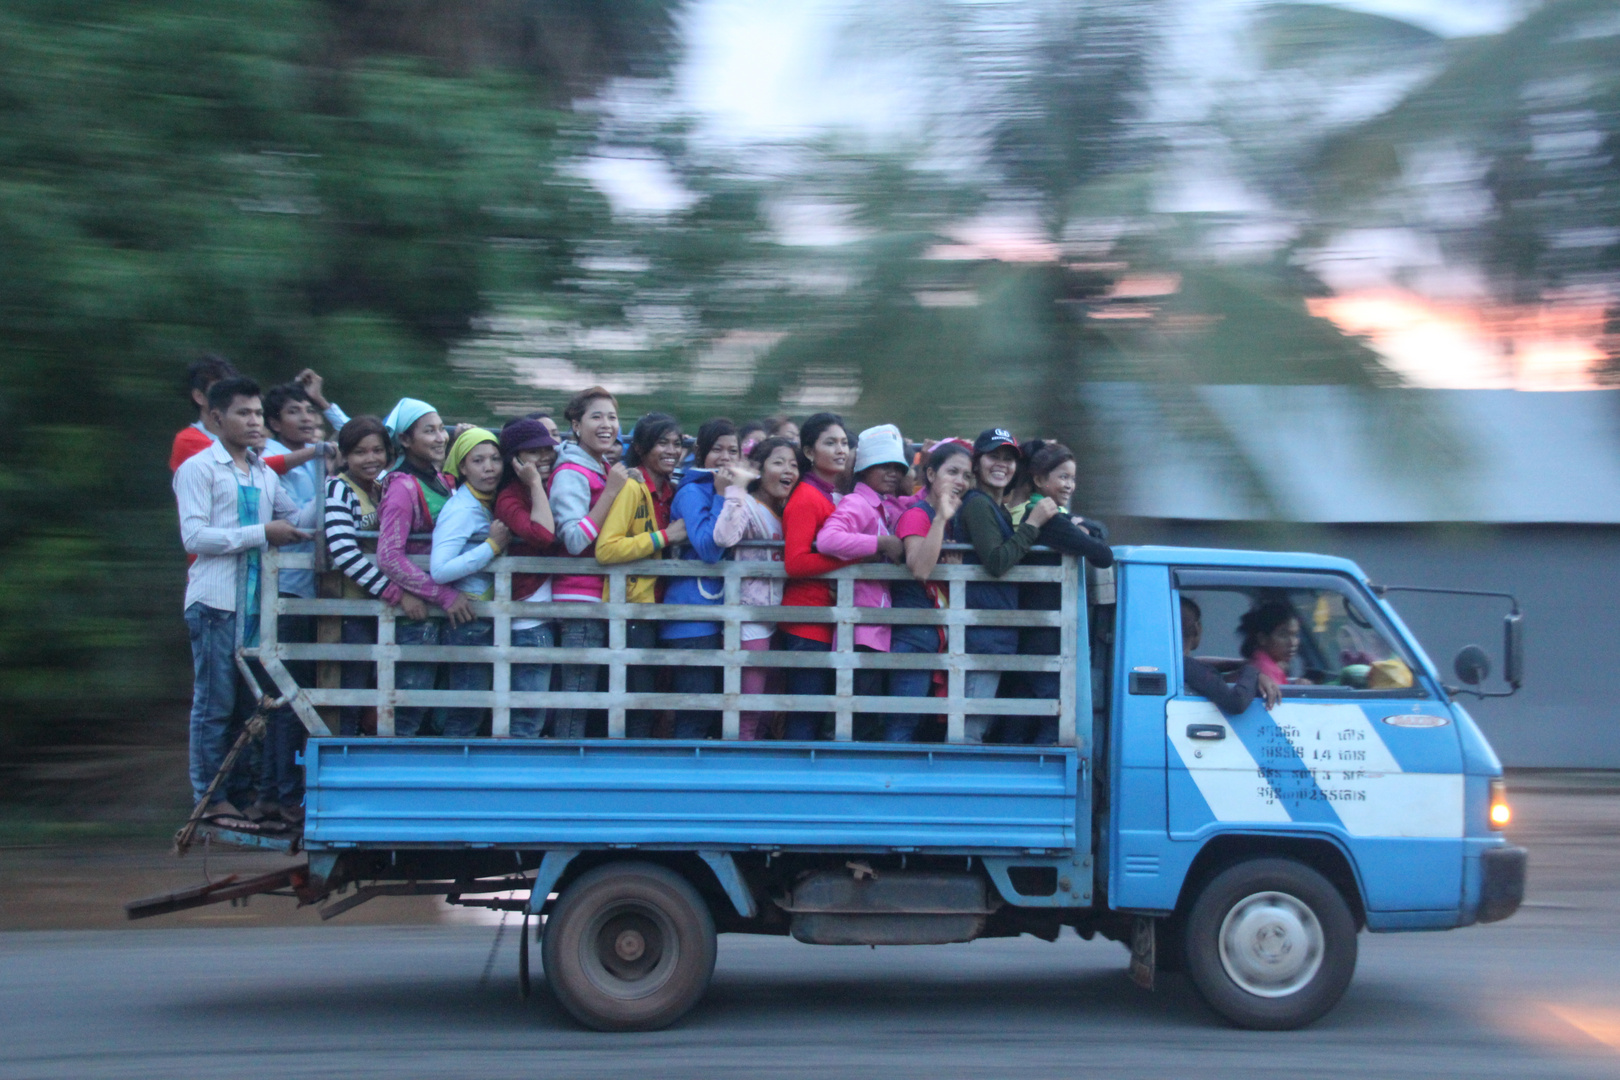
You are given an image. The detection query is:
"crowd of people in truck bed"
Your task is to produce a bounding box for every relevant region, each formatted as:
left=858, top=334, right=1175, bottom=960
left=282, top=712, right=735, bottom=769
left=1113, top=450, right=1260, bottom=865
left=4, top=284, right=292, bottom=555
left=170, top=355, right=1283, bottom=828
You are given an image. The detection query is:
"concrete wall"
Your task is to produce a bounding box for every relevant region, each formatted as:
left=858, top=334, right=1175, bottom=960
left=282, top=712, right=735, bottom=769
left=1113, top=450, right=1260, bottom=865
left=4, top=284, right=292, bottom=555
left=1107, top=519, right=1620, bottom=769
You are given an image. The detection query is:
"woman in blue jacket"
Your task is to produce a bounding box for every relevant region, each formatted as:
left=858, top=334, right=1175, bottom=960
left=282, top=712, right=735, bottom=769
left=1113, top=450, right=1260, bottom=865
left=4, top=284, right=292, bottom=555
left=660, top=418, right=745, bottom=738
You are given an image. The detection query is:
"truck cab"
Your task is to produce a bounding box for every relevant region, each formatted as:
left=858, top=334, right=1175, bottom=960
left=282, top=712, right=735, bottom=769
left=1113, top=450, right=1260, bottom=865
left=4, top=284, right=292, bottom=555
left=1098, top=547, right=1525, bottom=1026
left=131, top=542, right=1526, bottom=1033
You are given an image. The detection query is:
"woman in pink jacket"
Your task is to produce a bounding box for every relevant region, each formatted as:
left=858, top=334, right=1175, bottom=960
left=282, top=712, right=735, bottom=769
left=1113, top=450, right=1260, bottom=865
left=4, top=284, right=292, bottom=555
left=813, top=423, right=914, bottom=739
left=376, top=398, right=471, bottom=737
left=710, top=436, right=799, bottom=738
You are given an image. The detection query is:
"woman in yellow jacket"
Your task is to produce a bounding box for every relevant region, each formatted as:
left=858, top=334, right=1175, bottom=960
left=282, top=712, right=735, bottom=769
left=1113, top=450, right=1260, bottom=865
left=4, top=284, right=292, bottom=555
left=596, top=412, right=687, bottom=737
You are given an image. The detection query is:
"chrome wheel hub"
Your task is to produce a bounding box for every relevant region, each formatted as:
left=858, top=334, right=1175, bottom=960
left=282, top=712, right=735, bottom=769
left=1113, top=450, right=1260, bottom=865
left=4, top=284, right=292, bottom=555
left=1218, top=890, right=1324, bottom=998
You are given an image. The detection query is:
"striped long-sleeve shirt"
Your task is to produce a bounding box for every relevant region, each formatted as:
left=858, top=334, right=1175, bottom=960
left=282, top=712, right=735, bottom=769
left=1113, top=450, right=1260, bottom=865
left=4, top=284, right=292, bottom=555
left=323, top=474, right=402, bottom=603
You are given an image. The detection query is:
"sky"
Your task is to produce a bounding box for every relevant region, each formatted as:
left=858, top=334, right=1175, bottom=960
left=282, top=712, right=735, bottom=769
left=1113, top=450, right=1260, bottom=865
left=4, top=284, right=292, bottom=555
left=588, top=0, right=1601, bottom=390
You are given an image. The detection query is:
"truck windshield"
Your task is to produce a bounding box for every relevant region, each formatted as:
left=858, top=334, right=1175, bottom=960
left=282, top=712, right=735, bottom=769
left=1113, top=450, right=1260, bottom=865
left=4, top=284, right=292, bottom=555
left=1176, top=572, right=1419, bottom=693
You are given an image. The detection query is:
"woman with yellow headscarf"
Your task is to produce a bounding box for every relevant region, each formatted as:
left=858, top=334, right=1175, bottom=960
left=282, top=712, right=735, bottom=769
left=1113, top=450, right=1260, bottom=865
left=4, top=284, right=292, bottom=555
left=430, top=427, right=511, bottom=737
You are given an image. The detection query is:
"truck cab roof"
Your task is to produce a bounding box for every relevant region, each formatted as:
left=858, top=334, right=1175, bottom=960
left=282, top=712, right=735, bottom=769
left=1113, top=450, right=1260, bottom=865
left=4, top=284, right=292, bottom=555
left=1111, top=545, right=1367, bottom=580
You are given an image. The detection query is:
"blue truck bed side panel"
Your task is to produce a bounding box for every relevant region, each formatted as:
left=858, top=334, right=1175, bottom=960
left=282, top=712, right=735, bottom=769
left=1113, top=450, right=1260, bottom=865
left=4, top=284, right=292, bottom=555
left=304, top=740, right=1076, bottom=852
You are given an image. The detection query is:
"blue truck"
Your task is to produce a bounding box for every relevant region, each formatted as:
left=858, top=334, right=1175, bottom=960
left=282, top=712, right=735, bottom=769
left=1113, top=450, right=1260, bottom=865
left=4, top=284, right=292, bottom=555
left=130, top=542, right=1527, bottom=1032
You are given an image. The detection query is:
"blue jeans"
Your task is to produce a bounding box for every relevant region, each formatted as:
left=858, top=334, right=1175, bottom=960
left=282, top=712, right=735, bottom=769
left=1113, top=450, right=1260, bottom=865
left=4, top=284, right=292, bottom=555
left=443, top=616, right=492, bottom=737
left=260, top=597, right=309, bottom=805
left=339, top=616, right=376, bottom=737
left=393, top=618, right=441, bottom=737
left=1023, top=670, right=1060, bottom=746
left=667, top=633, right=721, bottom=739
left=625, top=619, right=660, bottom=739
left=852, top=645, right=886, bottom=742
left=554, top=617, right=604, bottom=739
left=782, top=634, right=831, bottom=741
left=884, top=638, right=937, bottom=743
left=511, top=622, right=554, bottom=738
left=964, top=669, right=1002, bottom=744
left=185, top=603, right=258, bottom=807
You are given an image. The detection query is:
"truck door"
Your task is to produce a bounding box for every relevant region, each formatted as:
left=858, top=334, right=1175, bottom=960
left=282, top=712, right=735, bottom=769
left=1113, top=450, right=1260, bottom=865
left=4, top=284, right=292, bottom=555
left=1168, top=569, right=1465, bottom=913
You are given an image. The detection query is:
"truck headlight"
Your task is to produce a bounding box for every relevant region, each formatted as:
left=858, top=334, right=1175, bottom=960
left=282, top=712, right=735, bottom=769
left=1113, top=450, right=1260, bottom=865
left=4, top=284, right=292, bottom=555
left=1489, top=777, right=1511, bottom=829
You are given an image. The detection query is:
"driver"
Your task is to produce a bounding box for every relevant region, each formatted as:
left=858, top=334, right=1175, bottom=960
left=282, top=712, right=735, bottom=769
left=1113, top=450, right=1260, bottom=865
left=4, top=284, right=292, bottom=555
left=1181, top=597, right=1281, bottom=715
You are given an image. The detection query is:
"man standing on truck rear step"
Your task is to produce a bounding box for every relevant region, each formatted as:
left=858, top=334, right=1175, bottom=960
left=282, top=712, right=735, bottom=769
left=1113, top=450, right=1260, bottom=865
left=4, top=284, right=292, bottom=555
left=172, top=377, right=316, bottom=827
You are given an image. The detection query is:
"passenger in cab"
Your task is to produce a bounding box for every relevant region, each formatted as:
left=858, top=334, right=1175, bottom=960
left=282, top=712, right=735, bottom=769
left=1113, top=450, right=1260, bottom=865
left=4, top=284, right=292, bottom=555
left=1239, top=600, right=1311, bottom=687
left=1007, top=440, right=1114, bottom=744
left=548, top=387, right=631, bottom=739
left=713, top=435, right=798, bottom=739
left=596, top=413, right=688, bottom=737
left=955, top=428, right=1060, bottom=743
left=430, top=428, right=511, bottom=737
left=493, top=418, right=559, bottom=738
left=661, top=418, right=745, bottom=739
left=1182, top=597, right=1281, bottom=713
left=888, top=440, right=973, bottom=741
left=815, top=424, right=913, bottom=739
left=778, top=413, right=852, bottom=740
left=324, top=416, right=420, bottom=737
left=377, top=398, right=469, bottom=737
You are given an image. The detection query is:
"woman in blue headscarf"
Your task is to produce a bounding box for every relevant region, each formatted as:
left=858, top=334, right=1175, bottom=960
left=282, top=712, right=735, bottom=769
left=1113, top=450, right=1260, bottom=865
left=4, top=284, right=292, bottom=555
left=376, top=398, right=471, bottom=736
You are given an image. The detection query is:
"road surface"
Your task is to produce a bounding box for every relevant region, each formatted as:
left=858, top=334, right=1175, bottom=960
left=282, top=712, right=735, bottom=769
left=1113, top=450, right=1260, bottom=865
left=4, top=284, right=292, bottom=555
left=0, top=784, right=1616, bottom=1079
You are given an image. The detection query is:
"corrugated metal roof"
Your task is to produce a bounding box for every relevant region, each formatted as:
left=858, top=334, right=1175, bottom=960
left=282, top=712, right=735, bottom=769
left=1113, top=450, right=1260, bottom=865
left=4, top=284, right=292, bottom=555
left=1085, top=384, right=1620, bottom=523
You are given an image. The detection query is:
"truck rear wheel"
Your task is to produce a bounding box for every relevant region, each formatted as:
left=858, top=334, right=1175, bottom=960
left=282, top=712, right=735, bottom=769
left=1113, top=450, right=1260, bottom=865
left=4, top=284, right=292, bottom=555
left=541, top=862, right=716, bottom=1031
left=1184, top=858, right=1356, bottom=1030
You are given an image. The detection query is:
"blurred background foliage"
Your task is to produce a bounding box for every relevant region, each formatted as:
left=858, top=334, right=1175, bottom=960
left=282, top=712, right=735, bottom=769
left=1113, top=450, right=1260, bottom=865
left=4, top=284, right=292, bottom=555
left=0, top=0, right=1615, bottom=763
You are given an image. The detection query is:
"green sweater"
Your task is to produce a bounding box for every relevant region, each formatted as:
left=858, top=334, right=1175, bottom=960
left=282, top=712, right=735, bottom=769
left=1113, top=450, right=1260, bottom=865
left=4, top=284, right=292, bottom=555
left=958, top=490, right=1040, bottom=577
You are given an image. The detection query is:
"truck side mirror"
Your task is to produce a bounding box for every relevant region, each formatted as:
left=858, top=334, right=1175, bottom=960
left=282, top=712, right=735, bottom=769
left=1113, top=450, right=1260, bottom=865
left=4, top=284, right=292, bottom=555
left=1454, top=645, right=1491, bottom=686
left=1503, top=612, right=1524, bottom=689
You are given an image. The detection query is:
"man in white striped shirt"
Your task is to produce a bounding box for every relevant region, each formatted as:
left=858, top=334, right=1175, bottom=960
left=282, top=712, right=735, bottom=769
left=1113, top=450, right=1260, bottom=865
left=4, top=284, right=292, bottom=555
left=173, top=377, right=315, bottom=822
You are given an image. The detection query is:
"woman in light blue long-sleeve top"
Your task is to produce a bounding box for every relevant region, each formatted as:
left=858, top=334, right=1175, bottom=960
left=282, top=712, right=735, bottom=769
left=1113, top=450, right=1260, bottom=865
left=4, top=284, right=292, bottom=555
left=430, top=428, right=509, bottom=737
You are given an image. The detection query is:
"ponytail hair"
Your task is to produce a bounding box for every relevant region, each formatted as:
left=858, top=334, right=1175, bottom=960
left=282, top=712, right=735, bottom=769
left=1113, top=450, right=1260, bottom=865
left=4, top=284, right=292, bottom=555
left=1239, top=601, right=1296, bottom=659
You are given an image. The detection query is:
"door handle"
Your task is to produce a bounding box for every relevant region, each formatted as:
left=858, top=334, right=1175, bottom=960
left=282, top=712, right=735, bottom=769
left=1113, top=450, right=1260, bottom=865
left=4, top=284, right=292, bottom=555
left=1186, top=724, right=1226, bottom=741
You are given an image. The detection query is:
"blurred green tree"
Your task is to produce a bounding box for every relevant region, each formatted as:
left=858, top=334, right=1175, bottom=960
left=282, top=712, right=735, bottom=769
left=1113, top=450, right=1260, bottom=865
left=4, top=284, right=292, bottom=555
left=0, top=0, right=677, bottom=745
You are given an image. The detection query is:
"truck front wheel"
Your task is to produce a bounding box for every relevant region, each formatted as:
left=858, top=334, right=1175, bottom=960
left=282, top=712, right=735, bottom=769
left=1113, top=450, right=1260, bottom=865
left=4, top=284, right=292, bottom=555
left=541, top=862, right=717, bottom=1031
left=1184, top=858, right=1357, bottom=1030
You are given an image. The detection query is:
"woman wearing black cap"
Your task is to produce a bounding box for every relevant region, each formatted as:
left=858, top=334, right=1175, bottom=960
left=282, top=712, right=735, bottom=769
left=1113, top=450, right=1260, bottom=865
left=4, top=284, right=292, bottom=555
left=955, top=428, right=1061, bottom=743
left=493, top=417, right=560, bottom=738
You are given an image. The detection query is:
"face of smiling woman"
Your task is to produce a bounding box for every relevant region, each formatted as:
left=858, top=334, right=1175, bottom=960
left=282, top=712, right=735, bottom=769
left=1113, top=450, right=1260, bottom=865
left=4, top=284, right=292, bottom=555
left=641, top=429, right=683, bottom=483
left=809, top=425, right=849, bottom=482
left=573, top=397, right=619, bottom=459
left=976, top=446, right=1018, bottom=496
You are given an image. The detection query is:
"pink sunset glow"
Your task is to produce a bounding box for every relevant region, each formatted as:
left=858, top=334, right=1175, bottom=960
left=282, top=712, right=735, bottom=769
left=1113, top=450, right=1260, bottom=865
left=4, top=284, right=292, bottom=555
left=1308, top=291, right=1607, bottom=390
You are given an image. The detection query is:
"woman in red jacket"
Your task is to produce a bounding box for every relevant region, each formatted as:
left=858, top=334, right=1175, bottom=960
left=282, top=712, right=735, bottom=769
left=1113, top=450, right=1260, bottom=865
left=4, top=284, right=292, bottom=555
left=777, top=412, right=852, bottom=740
left=493, top=418, right=560, bottom=738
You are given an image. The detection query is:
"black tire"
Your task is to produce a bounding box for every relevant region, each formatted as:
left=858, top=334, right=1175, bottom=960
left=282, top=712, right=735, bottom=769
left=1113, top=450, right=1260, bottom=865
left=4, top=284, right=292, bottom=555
left=541, top=862, right=717, bottom=1031
left=1184, top=858, right=1357, bottom=1030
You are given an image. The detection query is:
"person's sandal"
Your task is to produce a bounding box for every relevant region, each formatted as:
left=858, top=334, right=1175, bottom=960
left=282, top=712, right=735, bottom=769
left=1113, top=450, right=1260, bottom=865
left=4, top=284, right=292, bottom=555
left=200, top=800, right=257, bottom=828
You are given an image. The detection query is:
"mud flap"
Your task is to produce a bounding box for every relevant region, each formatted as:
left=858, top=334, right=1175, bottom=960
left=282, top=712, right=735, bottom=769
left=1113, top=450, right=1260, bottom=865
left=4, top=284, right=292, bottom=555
left=1129, top=915, right=1156, bottom=990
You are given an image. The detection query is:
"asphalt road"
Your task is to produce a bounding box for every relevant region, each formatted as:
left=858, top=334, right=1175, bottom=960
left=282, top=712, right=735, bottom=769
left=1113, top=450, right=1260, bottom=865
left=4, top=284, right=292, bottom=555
left=1, top=786, right=1617, bottom=1080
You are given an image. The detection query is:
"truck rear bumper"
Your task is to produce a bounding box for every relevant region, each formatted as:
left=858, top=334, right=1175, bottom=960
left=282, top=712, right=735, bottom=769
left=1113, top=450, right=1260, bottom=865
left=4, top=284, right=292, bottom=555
left=1478, top=844, right=1528, bottom=923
